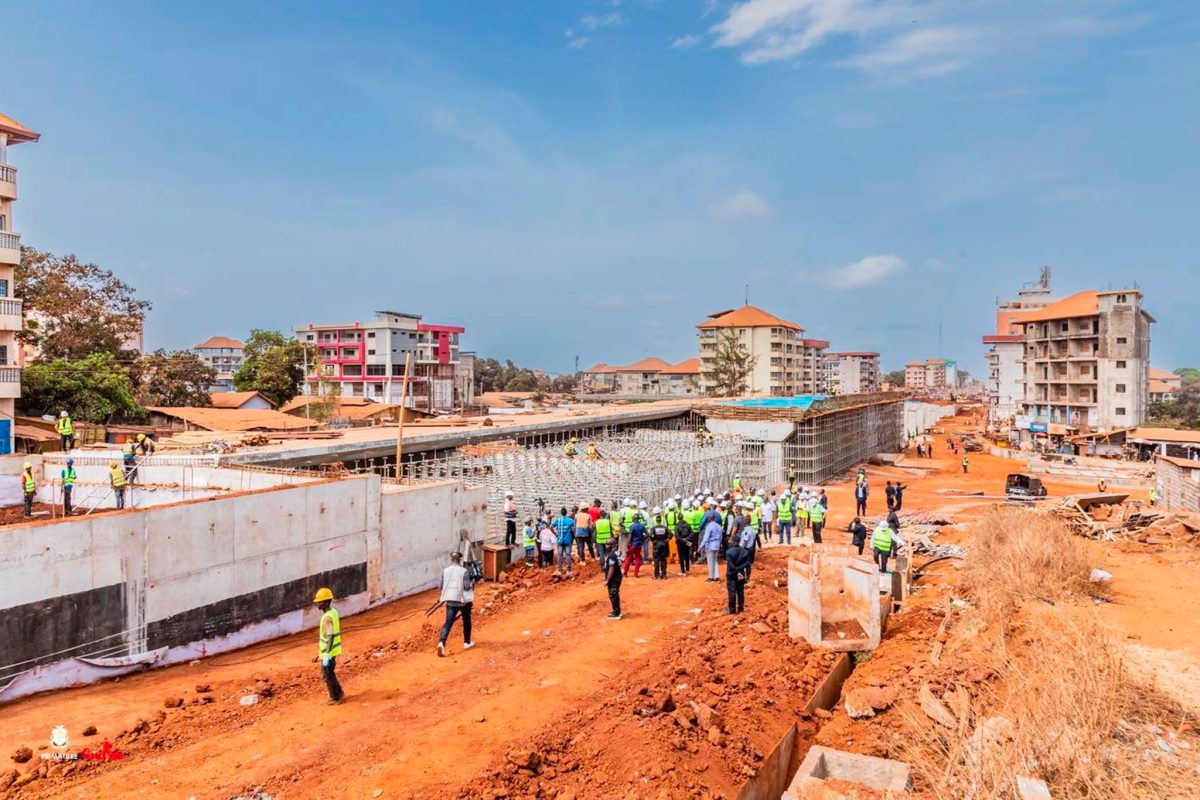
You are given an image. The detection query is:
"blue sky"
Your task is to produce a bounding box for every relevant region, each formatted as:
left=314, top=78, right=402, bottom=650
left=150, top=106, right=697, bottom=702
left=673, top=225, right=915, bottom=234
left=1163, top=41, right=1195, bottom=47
left=4, top=1, right=1197, bottom=375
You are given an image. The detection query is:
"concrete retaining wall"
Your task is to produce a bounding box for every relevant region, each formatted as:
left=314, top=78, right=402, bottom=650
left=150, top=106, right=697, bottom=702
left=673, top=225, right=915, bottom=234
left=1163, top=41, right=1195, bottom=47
left=0, top=474, right=486, bottom=701
left=1158, top=457, right=1200, bottom=512
left=904, top=401, right=957, bottom=437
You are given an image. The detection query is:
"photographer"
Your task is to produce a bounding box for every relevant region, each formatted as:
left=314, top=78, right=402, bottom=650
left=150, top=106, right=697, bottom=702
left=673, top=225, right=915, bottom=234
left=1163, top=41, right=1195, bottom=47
left=436, top=551, right=476, bottom=657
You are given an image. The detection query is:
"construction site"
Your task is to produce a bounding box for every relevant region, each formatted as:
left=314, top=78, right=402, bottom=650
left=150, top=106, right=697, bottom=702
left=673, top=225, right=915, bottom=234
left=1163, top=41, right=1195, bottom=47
left=3, top=393, right=1200, bottom=800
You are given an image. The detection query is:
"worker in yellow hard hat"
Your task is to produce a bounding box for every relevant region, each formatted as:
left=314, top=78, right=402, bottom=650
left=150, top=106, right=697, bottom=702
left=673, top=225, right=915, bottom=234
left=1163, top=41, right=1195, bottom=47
left=135, top=432, right=157, bottom=456
left=109, top=461, right=127, bottom=509
left=314, top=587, right=344, bottom=704
left=563, top=437, right=578, bottom=458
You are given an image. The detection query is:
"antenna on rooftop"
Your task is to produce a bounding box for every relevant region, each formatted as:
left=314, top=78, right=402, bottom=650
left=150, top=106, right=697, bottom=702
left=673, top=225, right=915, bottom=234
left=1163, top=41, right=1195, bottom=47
left=745, top=284, right=750, bottom=305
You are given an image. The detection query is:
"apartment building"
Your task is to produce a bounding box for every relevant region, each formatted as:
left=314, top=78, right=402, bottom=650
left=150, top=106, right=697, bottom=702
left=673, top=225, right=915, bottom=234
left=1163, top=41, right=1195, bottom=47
left=822, top=352, right=881, bottom=395
left=697, top=305, right=827, bottom=396
left=904, top=358, right=957, bottom=393
left=295, top=311, right=471, bottom=411
left=983, top=270, right=1056, bottom=423
left=581, top=357, right=700, bottom=396
left=194, top=336, right=245, bottom=392
left=0, top=112, right=38, bottom=453
left=1018, top=289, right=1153, bottom=435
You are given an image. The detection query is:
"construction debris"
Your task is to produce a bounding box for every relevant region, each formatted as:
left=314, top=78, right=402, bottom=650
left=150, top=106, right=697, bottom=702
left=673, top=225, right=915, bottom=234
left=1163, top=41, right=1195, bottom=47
left=1049, top=495, right=1200, bottom=544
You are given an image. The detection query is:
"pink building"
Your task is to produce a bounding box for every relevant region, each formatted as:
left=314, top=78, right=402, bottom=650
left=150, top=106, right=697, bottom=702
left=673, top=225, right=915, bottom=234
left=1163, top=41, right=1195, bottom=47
left=295, top=311, right=471, bottom=411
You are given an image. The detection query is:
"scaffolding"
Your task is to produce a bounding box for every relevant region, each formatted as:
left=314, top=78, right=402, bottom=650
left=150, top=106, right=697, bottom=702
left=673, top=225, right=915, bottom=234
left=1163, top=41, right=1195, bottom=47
left=396, top=427, right=767, bottom=535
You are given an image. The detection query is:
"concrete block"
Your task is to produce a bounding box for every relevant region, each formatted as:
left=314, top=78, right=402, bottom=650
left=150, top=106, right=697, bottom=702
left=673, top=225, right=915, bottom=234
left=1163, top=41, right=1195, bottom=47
left=790, top=746, right=912, bottom=794
left=788, top=548, right=882, bottom=652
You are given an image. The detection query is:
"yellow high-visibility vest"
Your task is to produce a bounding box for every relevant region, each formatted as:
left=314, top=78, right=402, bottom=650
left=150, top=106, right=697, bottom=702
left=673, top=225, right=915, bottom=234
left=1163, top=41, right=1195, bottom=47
left=319, top=608, right=342, bottom=658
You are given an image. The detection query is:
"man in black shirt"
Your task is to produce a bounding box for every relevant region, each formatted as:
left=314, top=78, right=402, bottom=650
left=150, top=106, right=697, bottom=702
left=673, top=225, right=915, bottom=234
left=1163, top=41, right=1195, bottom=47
left=649, top=508, right=672, bottom=580
left=724, top=542, right=751, bottom=614
left=893, top=481, right=908, bottom=511
left=885, top=481, right=896, bottom=512
left=603, top=548, right=623, bottom=620
left=848, top=517, right=868, bottom=555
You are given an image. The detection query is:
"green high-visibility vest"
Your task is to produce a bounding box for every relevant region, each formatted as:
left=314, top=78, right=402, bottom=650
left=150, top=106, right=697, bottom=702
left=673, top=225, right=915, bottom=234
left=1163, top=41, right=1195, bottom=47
left=62, top=468, right=76, bottom=487
left=22, top=472, right=35, bottom=492
left=749, top=508, right=761, bottom=528
left=872, top=525, right=893, bottom=553
left=777, top=497, right=793, bottom=521
left=732, top=477, right=741, bottom=490
left=522, top=526, right=536, bottom=548
left=594, top=517, right=613, bottom=544
left=686, top=508, right=703, bottom=532
left=319, top=608, right=342, bottom=658
left=809, top=503, right=825, bottom=524
left=110, top=467, right=126, bottom=488
left=621, top=509, right=636, bottom=529
left=57, top=417, right=73, bottom=436
left=797, top=503, right=809, bottom=520
left=665, top=510, right=680, bottom=529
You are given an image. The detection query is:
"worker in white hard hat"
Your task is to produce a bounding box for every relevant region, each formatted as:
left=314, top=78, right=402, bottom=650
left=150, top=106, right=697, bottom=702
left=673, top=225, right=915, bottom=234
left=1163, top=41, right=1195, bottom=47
left=57, top=410, right=75, bottom=452
left=674, top=493, right=683, bottom=504
left=503, top=490, right=518, bottom=548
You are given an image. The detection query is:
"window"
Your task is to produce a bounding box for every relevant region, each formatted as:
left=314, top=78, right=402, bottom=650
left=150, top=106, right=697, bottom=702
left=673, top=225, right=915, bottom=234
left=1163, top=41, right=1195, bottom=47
left=367, top=331, right=376, bottom=338
left=305, top=333, right=314, bottom=341
left=392, top=364, right=406, bottom=376
left=367, top=349, right=375, bottom=355
left=1116, top=360, right=1127, bottom=369
left=1116, top=294, right=1127, bottom=303
left=1116, top=337, right=1127, bottom=344
left=0, top=345, right=7, bottom=365
left=1116, top=384, right=1126, bottom=393
left=0, top=278, right=7, bottom=298
left=1060, top=322, right=1069, bottom=332
left=0, top=214, right=6, bottom=231
left=366, top=365, right=386, bottom=376
left=1116, top=407, right=1126, bottom=416
left=341, top=365, right=362, bottom=377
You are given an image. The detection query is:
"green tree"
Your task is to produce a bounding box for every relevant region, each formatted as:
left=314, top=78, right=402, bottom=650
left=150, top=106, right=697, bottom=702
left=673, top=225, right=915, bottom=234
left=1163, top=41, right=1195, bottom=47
left=1174, top=367, right=1200, bottom=387
left=233, top=329, right=312, bottom=407
left=883, top=369, right=906, bottom=387
left=1149, top=383, right=1200, bottom=430
left=506, top=372, right=537, bottom=392
left=134, top=349, right=217, bottom=407
left=703, top=329, right=757, bottom=397
left=21, top=353, right=142, bottom=422
left=17, top=247, right=152, bottom=361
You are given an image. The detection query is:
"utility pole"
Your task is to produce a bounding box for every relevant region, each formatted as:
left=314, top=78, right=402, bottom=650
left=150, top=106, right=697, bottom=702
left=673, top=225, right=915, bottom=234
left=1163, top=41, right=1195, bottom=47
left=394, top=352, right=413, bottom=482
left=302, top=346, right=311, bottom=421
left=745, top=284, right=749, bottom=305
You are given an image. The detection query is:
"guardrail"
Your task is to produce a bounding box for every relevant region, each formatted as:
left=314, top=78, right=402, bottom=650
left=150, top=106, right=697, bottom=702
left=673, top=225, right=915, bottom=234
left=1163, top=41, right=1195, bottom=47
left=0, top=165, right=15, bottom=184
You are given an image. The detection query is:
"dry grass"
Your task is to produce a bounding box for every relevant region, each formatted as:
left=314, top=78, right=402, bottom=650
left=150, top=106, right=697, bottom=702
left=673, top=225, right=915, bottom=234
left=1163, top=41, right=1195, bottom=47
left=901, top=506, right=1200, bottom=799
left=959, top=506, right=1100, bottom=621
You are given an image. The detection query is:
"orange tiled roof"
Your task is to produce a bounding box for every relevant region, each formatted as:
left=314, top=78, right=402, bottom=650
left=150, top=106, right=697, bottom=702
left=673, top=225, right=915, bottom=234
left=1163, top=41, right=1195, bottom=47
left=615, top=357, right=674, bottom=372
left=1150, top=367, right=1181, bottom=382
left=697, top=305, right=802, bottom=331
left=584, top=363, right=613, bottom=374
left=148, top=406, right=320, bottom=432
left=195, top=336, right=245, bottom=350
left=1016, top=291, right=1099, bottom=323
left=1149, top=379, right=1173, bottom=394
left=660, top=358, right=700, bottom=375
left=0, top=112, right=39, bottom=144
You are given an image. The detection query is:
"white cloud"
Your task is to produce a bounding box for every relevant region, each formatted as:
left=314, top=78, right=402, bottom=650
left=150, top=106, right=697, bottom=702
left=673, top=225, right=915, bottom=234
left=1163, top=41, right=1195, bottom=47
left=708, top=0, right=1139, bottom=76
left=566, top=34, right=591, bottom=50
left=580, top=12, right=630, bottom=31
left=711, top=189, right=772, bottom=219
left=815, top=255, right=907, bottom=289
left=671, top=34, right=703, bottom=50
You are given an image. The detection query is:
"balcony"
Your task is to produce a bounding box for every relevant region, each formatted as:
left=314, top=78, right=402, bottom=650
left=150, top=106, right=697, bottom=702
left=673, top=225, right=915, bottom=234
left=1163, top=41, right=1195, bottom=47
left=0, top=164, right=15, bottom=200
left=0, top=232, right=19, bottom=266
left=0, top=366, right=19, bottom=399
left=0, top=298, right=21, bottom=332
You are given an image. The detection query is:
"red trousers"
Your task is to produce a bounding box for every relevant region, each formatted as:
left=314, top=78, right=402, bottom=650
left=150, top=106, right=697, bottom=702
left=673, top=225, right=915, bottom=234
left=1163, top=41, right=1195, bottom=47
left=623, top=547, right=642, bottom=576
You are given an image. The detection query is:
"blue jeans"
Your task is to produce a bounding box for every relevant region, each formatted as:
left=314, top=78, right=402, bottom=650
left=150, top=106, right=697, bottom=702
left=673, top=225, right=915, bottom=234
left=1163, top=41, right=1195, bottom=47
left=556, top=544, right=574, bottom=573
left=777, top=520, right=792, bottom=544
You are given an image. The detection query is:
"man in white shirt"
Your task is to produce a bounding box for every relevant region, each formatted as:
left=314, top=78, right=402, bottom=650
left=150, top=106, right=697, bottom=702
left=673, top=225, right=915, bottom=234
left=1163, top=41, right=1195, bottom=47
left=437, top=552, right=475, bottom=657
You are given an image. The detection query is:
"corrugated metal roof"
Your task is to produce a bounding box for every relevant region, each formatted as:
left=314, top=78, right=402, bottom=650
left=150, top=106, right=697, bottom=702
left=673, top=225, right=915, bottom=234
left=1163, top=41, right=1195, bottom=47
left=148, top=407, right=321, bottom=432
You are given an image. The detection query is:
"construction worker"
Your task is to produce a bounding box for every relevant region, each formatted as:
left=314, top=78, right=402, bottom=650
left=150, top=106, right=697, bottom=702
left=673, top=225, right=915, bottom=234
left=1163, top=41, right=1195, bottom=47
left=649, top=507, right=671, bottom=580
left=796, top=492, right=810, bottom=534
left=314, top=587, right=345, bottom=704
left=809, top=494, right=826, bottom=544
left=696, top=425, right=707, bottom=446
left=594, top=509, right=615, bottom=566
left=61, top=458, right=76, bottom=515
left=1149, top=487, right=1159, bottom=507
left=787, top=463, right=798, bottom=492
left=872, top=520, right=896, bottom=573
left=776, top=490, right=794, bottom=545
left=135, top=432, right=156, bottom=456
left=856, top=468, right=867, bottom=487
left=503, top=490, right=518, bottom=548
left=586, top=442, right=600, bottom=460
left=704, top=429, right=714, bottom=447
left=563, top=437, right=578, bottom=458
left=21, top=462, right=36, bottom=517
left=623, top=514, right=646, bottom=578
left=57, top=411, right=75, bottom=452
left=437, top=551, right=475, bottom=656
left=732, top=473, right=742, bottom=493
left=962, top=455, right=969, bottom=474
left=109, top=461, right=127, bottom=509
left=521, top=519, right=536, bottom=566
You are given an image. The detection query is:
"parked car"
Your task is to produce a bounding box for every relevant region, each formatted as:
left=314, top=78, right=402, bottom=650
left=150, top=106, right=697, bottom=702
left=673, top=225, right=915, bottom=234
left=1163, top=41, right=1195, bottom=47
left=1005, top=473, right=1047, bottom=499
